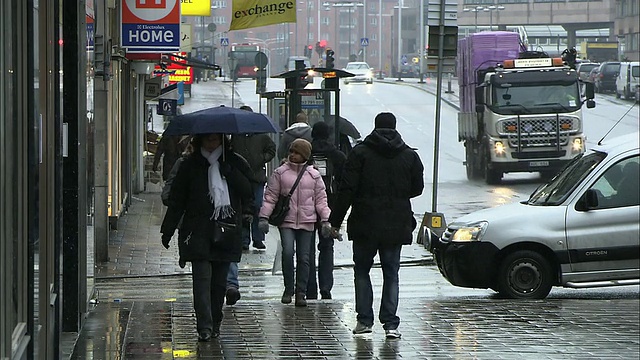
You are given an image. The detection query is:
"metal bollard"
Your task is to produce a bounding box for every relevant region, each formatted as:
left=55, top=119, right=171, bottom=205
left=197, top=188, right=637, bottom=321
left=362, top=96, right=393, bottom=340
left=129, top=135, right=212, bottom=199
left=445, top=73, right=454, bottom=94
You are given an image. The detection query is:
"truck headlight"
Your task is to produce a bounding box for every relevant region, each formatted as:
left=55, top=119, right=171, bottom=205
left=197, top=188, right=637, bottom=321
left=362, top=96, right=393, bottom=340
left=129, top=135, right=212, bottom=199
left=451, top=221, right=488, bottom=242
left=494, top=141, right=506, bottom=156
left=572, top=138, right=583, bottom=153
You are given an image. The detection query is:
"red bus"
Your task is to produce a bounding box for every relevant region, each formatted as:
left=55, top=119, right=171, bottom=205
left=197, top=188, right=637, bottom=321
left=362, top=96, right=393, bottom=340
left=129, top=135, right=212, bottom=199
left=228, top=43, right=261, bottom=80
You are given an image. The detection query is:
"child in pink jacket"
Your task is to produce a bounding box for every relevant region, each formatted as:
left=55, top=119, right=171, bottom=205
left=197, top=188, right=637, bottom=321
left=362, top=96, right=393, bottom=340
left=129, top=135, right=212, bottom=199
left=258, top=138, right=331, bottom=307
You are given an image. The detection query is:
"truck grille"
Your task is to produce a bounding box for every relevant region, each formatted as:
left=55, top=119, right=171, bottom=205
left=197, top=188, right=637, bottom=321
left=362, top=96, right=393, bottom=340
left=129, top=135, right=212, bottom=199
left=497, top=116, right=579, bottom=148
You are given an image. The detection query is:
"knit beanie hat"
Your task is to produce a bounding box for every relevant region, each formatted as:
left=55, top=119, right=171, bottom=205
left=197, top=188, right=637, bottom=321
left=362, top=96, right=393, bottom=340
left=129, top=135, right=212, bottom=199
left=289, top=138, right=312, bottom=161
left=374, top=112, right=396, bottom=129
left=311, top=121, right=330, bottom=140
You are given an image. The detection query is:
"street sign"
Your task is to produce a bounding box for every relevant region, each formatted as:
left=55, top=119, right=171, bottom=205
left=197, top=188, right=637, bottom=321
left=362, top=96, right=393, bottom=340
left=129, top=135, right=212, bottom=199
left=360, top=38, right=369, bottom=47
left=120, top=0, right=181, bottom=53
left=401, top=55, right=408, bottom=65
left=157, top=99, right=177, bottom=116
left=220, top=37, right=229, bottom=47
left=427, top=0, right=458, bottom=27
left=426, top=57, right=456, bottom=73
left=144, top=81, right=161, bottom=98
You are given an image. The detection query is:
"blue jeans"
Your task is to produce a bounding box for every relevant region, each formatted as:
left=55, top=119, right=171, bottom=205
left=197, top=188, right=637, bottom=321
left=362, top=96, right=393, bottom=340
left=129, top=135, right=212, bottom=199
left=242, top=183, right=266, bottom=247
left=307, top=229, right=334, bottom=296
left=226, top=262, right=239, bottom=289
left=352, top=240, right=402, bottom=330
left=279, top=227, right=314, bottom=295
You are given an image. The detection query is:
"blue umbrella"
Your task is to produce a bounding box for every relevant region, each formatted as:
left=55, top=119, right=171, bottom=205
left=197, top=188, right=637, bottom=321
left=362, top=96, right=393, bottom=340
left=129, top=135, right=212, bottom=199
left=164, top=105, right=280, bottom=135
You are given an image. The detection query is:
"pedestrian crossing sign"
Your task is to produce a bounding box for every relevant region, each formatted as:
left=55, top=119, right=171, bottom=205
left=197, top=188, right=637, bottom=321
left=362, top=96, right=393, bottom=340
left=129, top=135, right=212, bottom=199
left=221, top=38, right=229, bottom=47
left=360, top=38, right=369, bottom=47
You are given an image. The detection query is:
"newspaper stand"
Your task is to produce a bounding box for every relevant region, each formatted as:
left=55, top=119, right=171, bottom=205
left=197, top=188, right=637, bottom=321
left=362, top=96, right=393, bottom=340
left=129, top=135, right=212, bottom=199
left=271, top=66, right=354, bottom=148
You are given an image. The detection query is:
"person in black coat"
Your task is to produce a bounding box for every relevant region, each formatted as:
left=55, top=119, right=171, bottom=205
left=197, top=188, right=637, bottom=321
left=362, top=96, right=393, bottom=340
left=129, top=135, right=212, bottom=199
left=161, top=133, right=254, bottom=342
left=329, top=112, right=424, bottom=339
left=307, top=121, right=346, bottom=300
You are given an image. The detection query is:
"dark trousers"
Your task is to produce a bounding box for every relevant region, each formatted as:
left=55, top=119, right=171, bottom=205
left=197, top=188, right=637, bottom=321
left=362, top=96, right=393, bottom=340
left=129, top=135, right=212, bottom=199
left=307, top=229, right=334, bottom=297
left=352, top=240, right=402, bottom=330
left=192, top=260, right=230, bottom=333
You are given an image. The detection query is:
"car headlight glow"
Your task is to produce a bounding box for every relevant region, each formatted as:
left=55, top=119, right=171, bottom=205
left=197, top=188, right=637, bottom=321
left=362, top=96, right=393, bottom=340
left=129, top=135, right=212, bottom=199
left=451, top=221, right=488, bottom=242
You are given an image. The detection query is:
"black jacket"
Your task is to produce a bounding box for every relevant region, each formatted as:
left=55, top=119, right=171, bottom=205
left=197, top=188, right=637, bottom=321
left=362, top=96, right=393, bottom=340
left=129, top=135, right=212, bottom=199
left=161, top=150, right=254, bottom=263
left=310, top=138, right=346, bottom=204
left=329, top=129, right=424, bottom=245
left=231, top=133, right=276, bottom=183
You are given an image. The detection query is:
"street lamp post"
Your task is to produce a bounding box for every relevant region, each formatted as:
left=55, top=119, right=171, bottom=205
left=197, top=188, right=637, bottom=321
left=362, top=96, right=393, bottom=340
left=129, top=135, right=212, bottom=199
left=462, top=6, right=484, bottom=33
left=378, top=0, right=383, bottom=78
left=484, top=5, right=505, bottom=31
left=397, top=0, right=402, bottom=81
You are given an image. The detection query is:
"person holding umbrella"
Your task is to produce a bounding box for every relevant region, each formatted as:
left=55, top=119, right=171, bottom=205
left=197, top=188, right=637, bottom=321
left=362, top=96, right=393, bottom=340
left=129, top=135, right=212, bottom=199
left=160, top=132, right=254, bottom=342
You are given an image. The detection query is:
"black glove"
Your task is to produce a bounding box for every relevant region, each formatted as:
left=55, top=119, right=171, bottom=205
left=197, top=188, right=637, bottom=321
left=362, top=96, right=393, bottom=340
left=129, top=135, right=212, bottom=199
left=258, top=218, right=270, bottom=234
left=161, top=234, right=172, bottom=249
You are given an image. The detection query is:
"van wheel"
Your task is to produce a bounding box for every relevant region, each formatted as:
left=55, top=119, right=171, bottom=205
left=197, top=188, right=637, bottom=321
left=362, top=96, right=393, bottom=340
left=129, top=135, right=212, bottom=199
left=616, top=91, right=621, bottom=99
left=497, top=250, right=553, bottom=299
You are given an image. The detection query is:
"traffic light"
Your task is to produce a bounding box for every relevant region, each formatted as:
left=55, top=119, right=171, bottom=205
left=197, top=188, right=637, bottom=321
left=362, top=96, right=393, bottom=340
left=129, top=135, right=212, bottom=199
left=325, top=49, right=335, bottom=69
left=305, top=45, right=313, bottom=58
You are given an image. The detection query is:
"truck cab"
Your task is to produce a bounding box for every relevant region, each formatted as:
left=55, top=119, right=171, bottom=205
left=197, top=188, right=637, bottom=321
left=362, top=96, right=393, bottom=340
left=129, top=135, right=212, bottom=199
left=460, top=52, right=595, bottom=184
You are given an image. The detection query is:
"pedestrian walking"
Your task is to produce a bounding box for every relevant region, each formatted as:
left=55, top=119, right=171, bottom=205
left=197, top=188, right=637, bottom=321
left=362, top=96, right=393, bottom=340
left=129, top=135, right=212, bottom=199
left=224, top=105, right=276, bottom=306
left=329, top=112, right=424, bottom=339
left=160, top=133, right=255, bottom=342
left=258, top=139, right=332, bottom=307
left=307, top=121, right=346, bottom=300
left=277, top=111, right=312, bottom=161
left=152, top=132, right=189, bottom=182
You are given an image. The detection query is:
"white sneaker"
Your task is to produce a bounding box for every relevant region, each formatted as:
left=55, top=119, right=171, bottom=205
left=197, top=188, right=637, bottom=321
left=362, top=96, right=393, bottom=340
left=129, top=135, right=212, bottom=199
left=385, top=329, right=402, bottom=339
left=352, top=322, right=373, bottom=334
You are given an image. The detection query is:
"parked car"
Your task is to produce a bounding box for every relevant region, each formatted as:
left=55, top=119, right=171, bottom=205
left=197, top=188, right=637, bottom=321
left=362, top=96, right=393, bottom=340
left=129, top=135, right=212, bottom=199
left=398, top=64, right=418, bottom=78
left=343, top=62, right=374, bottom=84
left=576, top=62, right=599, bottom=82
left=595, top=61, right=621, bottom=93
left=424, top=132, right=639, bottom=299
left=587, top=67, right=600, bottom=84
left=615, top=61, right=640, bottom=99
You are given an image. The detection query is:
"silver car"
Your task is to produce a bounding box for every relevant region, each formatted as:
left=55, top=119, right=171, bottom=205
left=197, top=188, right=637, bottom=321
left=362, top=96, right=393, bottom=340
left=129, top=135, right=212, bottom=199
left=427, top=132, right=640, bottom=299
left=343, top=62, right=374, bottom=84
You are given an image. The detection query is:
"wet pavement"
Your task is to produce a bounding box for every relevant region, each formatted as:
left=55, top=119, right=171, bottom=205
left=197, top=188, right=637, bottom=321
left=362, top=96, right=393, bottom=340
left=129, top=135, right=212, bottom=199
left=65, top=79, right=640, bottom=359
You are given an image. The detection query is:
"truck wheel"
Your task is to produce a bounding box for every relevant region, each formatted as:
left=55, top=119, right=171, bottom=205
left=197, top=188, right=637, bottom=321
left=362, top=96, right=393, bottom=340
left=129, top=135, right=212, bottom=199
left=465, top=144, right=480, bottom=180
left=497, top=250, right=553, bottom=299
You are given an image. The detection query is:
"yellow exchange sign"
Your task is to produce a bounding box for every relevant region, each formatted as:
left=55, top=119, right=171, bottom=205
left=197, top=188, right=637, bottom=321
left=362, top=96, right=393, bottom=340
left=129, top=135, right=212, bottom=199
left=181, top=0, right=211, bottom=16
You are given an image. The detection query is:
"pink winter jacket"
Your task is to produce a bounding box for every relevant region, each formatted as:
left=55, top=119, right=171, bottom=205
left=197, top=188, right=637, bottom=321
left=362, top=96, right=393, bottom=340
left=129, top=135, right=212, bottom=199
left=260, top=161, right=331, bottom=231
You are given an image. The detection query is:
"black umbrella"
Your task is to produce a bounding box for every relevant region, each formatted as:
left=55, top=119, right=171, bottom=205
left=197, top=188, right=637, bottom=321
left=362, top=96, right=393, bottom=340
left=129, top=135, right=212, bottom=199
left=164, top=105, right=280, bottom=135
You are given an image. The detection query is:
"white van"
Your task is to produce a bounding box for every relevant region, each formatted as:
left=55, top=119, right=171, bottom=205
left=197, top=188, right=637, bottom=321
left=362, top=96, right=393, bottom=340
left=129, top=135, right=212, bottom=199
left=616, top=61, right=639, bottom=99
left=426, top=132, right=640, bottom=299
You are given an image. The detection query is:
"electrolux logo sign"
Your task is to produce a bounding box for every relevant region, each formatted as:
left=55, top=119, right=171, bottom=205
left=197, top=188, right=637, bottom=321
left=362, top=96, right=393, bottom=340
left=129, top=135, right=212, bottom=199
left=121, top=0, right=181, bottom=53
left=233, top=1, right=294, bottom=19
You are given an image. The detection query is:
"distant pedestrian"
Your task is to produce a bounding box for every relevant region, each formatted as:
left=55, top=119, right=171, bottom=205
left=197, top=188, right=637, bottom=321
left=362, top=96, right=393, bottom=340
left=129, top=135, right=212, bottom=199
left=160, top=133, right=254, bottom=342
left=224, top=105, right=276, bottom=306
left=258, top=139, right=332, bottom=307
left=277, top=111, right=312, bottom=161
left=307, top=121, right=346, bottom=300
left=329, top=112, right=424, bottom=339
left=153, top=132, right=189, bottom=182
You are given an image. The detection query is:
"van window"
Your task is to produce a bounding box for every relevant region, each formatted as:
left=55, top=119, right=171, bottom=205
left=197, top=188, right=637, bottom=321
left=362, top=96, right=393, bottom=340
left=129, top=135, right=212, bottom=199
left=528, top=152, right=606, bottom=206
left=632, top=65, right=639, bottom=78
left=589, top=155, right=640, bottom=208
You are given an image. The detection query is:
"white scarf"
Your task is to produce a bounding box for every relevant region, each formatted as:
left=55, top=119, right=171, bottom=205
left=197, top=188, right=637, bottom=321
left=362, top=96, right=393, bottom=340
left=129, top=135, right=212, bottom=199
left=201, top=147, right=235, bottom=220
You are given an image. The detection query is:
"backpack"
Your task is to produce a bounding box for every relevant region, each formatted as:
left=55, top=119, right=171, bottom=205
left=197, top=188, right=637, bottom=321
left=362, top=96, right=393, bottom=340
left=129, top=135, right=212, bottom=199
left=161, top=156, right=185, bottom=206
left=311, top=152, right=336, bottom=194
